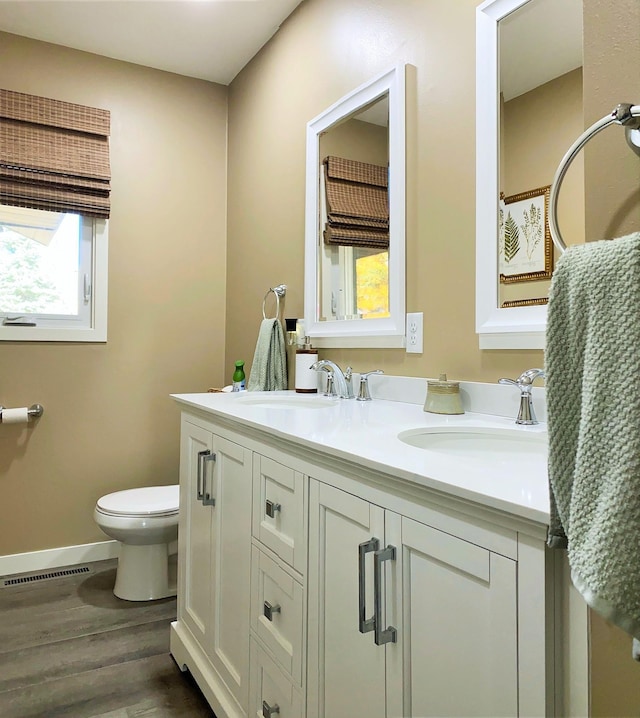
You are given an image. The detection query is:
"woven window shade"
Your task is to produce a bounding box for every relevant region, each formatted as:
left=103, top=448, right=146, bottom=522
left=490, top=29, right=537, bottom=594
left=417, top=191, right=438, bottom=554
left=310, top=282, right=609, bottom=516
left=323, top=156, right=389, bottom=249
left=0, top=89, right=111, bottom=218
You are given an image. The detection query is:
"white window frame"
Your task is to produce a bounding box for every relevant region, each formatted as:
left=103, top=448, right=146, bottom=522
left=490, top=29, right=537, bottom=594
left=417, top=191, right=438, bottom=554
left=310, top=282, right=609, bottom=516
left=0, top=217, right=108, bottom=342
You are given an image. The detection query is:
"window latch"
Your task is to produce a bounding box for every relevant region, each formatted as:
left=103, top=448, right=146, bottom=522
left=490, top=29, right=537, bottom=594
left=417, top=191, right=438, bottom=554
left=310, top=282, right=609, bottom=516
left=2, top=316, right=36, bottom=327
left=83, top=274, right=92, bottom=304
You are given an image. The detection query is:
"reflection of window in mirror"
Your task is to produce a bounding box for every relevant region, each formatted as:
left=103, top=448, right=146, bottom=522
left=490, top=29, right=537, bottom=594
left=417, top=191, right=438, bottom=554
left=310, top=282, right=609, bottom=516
left=498, top=0, right=583, bottom=308
left=318, top=95, right=389, bottom=322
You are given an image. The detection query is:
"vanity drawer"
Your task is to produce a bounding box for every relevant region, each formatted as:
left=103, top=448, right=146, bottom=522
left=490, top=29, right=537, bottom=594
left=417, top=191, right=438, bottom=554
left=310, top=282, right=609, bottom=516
left=250, top=637, right=304, bottom=718
left=253, top=455, right=305, bottom=573
left=251, top=545, right=304, bottom=686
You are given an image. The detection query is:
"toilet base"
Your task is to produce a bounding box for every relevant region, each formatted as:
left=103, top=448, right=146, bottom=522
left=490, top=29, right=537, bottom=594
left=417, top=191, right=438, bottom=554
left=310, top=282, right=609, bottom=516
left=114, top=542, right=176, bottom=601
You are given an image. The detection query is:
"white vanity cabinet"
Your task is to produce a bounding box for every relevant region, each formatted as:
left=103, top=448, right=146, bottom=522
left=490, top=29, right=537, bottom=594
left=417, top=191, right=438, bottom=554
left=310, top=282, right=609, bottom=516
left=171, top=397, right=563, bottom=718
left=306, top=479, right=518, bottom=718
left=171, top=413, right=253, bottom=718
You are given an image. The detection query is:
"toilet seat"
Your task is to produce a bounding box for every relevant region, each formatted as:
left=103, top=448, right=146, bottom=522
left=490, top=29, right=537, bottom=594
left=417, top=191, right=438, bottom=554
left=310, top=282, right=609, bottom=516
left=96, top=485, right=179, bottom=518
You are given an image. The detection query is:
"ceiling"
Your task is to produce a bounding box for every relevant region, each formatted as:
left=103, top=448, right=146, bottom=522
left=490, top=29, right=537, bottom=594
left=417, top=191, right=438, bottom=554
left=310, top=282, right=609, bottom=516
left=0, top=0, right=304, bottom=85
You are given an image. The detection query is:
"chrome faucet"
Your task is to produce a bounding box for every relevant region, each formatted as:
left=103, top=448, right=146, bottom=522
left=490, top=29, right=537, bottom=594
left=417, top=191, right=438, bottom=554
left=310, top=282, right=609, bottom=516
left=499, top=368, right=545, bottom=425
left=310, top=360, right=354, bottom=399
left=357, top=370, right=384, bottom=401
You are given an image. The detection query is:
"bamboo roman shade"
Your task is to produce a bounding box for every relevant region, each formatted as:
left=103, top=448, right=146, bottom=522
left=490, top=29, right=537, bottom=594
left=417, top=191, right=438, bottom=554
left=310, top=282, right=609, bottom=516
left=323, top=155, right=389, bottom=249
left=0, top=89, right=111, bottom=218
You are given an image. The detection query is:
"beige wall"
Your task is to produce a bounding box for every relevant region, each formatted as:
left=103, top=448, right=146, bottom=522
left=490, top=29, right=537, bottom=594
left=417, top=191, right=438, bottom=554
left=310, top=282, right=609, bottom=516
left=3, top=1, right=638, bottom=708
left=225, top=0, right=545, bottom=385
left=226, top=0, right=640, bottom=709
left=583, top=0, right=640, bottom=713
left=0, top=33, right=228, bottom=555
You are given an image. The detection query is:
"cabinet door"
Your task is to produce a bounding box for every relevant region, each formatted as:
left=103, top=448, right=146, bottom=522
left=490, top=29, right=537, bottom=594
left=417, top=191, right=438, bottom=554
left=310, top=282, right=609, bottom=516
left=178, top=418, right=214, bottom=650
left=307, top=480, right=387, bottom=718
left=209, top=435, right=253, bottom=713
left=386, top=514, right=518, bottom=718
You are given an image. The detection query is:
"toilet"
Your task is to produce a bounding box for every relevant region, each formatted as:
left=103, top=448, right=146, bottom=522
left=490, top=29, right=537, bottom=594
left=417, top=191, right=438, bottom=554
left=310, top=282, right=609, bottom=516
left=94, top=485, right=179, bottom=601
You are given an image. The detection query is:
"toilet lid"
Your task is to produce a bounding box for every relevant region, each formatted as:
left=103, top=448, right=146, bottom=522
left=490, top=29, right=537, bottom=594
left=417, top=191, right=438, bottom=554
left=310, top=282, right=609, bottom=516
left=96, top=485, right=179, bottom=517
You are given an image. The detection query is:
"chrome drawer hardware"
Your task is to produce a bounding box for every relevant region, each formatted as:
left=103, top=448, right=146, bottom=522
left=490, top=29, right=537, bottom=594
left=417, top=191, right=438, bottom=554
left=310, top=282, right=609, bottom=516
left=265, top=499, right=281, bottom=518
left=262, top=700, right=280, bottom=718
left=197, top=451, right=217, bottom=506
left=196, top=450, right=209, bottom=502
left=374, top=545, right=397, bottom=646
left=263, top=600, right=281, bottom=621
left=358, top=537, right=379, bottom=634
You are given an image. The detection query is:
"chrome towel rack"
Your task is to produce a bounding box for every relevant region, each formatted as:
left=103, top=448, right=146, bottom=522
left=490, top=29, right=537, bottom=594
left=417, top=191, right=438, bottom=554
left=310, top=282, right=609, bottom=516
left=262, top=284, right=287, bottom=320
left=549, top=103, right=640, bottom=255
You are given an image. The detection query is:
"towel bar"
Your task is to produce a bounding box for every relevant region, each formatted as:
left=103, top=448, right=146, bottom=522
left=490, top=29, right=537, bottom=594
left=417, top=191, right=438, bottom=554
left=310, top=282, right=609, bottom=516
left=549, top=103, right=640, bottom=255
left=262, top=284, right=287, bottom=320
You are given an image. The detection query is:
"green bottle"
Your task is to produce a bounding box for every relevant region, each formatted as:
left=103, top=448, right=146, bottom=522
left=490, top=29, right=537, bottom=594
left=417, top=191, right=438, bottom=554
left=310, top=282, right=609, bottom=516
left=232, top=360, right=246, bottom=392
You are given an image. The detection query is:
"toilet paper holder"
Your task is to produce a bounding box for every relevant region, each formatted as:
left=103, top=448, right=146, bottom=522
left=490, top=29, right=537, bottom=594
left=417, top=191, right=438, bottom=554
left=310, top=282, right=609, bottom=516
left=0, top=403, right=44, bottom=423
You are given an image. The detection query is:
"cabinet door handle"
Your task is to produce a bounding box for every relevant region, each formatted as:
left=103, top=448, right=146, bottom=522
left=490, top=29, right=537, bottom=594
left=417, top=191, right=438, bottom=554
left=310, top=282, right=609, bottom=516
left=196, top=450, right=210, bottom=502
left=262, top=700, right=280, bottom=717
left=263, top=600, right=281, bottom=621
left=265, top=499, right=281, bottom=518
left=374, top=545, right=397, bottom=646
left=202, top=453, right=217, bottom=506
left=358, top=537, right=379, bottom=634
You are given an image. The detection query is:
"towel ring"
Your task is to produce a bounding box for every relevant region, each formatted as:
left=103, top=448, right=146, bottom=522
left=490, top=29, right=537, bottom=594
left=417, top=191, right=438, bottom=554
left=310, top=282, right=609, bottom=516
left=262, top=284, right=287, bottom=320
left=549, top=103, right=640, bottom=255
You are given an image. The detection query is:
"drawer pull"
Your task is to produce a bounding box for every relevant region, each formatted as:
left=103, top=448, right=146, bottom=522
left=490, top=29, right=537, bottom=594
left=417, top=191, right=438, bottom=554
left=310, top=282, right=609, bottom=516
left=358, top=537, right=379, bottom=634
left=374, top=545, right=397, bottom=646
left=196, top=450, right=209, bottom=502
left=202, top=453, right=217, bottom=507
left=263, top=600, right=281, bottom=621
left=262, top=700, right=280, bottom=718
left=265, top=499, right=281, bottom=518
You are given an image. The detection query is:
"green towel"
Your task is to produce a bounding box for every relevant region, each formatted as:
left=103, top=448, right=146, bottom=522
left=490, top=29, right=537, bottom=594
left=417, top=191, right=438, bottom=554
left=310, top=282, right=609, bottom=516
left=547, top=231, right=640, bottom=640
left=247, top=318, right=287, bottom=392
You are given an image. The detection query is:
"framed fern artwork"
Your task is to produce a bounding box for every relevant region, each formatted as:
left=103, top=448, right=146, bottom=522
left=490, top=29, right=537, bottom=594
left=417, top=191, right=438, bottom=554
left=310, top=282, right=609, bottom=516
left=499, top=185, right=553, bottom=283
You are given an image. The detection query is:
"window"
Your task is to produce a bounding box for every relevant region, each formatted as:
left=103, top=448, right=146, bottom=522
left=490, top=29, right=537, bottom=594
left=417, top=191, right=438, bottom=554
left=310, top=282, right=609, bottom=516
left=324, top=245, right=389, bottom=320
left=0, top=88, right=111, bottom=341
left=354, top=248, right=389, bottom=319
left=0, top=205, right=107, bottom=341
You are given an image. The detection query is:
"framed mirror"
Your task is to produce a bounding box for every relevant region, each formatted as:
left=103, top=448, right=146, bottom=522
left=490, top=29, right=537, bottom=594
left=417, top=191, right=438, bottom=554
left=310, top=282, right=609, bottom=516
left=304, top=65, right=406, bottom=348
left=476, top=0, right=583, bottom=349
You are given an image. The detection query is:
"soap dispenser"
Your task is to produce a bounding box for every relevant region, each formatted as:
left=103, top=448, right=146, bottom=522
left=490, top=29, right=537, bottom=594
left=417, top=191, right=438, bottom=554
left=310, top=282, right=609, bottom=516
left=295, top=337, right=318, bottom=393
left=285, top=318, right=298, bottom=390
left=424, top=374, right=464, bottom=415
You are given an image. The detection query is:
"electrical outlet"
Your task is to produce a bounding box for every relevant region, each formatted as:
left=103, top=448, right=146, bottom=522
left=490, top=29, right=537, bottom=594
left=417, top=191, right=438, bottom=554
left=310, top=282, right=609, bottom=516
left=405, top=312, right=423, bottom=354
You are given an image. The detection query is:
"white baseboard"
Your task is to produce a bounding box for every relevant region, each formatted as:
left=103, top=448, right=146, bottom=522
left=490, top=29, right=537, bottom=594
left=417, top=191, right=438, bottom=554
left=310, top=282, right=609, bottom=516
left=0, top=540, right=119, bottom=577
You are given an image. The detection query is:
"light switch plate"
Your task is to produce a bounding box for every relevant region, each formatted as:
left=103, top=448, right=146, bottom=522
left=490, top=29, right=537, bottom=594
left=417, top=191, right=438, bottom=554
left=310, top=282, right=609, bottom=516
left=406, top=312, right=423, bottom=354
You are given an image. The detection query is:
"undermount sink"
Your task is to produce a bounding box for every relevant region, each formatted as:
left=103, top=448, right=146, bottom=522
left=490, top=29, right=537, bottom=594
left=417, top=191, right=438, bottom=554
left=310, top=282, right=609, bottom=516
left=397, top=425, right=547, bottom=460
left=236, top=394, right=338, bottom=410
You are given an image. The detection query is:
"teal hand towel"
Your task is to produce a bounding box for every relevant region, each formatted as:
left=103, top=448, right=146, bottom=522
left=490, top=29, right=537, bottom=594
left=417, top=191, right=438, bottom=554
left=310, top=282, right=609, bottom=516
left=248, top=318, right=287, bottom=392
left=547, top=231, right=640, bottom=640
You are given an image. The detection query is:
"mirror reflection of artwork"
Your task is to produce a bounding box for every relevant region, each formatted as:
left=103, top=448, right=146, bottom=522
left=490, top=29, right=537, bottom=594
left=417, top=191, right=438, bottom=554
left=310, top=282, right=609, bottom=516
left=499, top=185, right=553, bottom=282
left=495, top=0, right=583, bottom=313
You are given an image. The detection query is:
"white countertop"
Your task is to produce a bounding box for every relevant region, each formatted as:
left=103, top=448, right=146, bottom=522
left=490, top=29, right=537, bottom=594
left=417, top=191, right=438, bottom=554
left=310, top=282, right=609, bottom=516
left=171, top=389, right=550, bottom=526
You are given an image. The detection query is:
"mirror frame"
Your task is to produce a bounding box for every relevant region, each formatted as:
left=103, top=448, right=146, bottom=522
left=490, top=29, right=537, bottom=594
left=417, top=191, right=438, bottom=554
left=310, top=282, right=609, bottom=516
left=304, top=64, right=406, bottom=348
left=476, top=0, right=547, bottom=350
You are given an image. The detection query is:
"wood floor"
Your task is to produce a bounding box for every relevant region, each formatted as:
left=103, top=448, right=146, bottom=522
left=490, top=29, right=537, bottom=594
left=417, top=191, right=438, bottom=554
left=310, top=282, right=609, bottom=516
left=0, top=559, right=215, bottom=717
